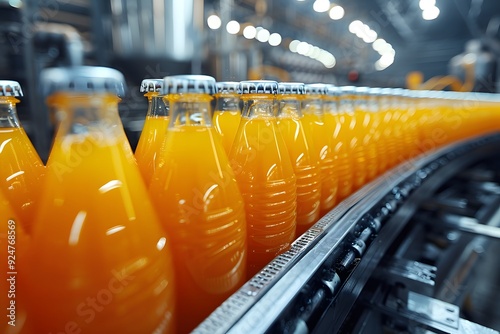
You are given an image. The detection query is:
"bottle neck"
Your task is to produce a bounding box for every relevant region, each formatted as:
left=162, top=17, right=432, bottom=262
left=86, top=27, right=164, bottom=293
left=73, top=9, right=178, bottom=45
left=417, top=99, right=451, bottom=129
left=354, top=95, right=368, bottom=112
left=302, top=96, right=324, bottom=116
left=47, top=93, right=122, bottom=139
left=277, top=95, right=302, bottom=118
left=0, top=97, right=21, bottom=128
left=339, top=95, right=355, bottom=114
left=241, top=94, right=275, bottom=118
left=215, top=93, right=240, bottom=112
left=323, top=97, right=338, bottom=114
left=168, top=93, right=213, bottom=127
left=151, top=95, right=169, bottom=117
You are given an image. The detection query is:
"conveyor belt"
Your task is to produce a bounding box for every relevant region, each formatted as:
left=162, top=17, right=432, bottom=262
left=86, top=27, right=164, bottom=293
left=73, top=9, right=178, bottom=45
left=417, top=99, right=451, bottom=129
left=195, top=132, right=500, bottom=334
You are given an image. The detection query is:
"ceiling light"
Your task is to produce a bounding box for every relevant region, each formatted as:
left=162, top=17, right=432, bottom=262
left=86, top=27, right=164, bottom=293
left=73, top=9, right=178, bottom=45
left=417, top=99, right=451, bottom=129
left=422, top=6, right=440, bottom=20
left=419, top=0, right=436, bottom=10
left=207, top=14, right=221, bottom=30
left=349, top=20, right=363, bottom=33
left=329, top=5, right=344, bottom=20
left=289, top=40, right=300, bottom=52
left=268, top=33, right=282, bottom=46
left=256, top=28, right=270, bottom=42
left=297, top=42, right=311, bottom=55
left=226, top=20, right=240, bottom=34
left=243, top=25, right=256, bottom=39
left=313, top=0, right=330, bottom=13
left=372, top=39, right=387, bottom=52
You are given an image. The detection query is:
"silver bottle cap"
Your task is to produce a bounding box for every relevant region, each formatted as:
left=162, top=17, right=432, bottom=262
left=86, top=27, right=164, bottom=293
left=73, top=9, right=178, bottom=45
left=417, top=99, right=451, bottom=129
left=325, top=84, right=340, bottom=96
left=338, top=86, right=357, bottom=95
left=304, top=83, right=327, bottom=95
left=216, top=81, right=240, bottom=94
left=239, top=80, right=278, bottom=94
left=163, top=75, right=216, bottom=94
left=41, top=66, right=126, bottom=97
left=140, top=79, right=163, bottom=93
left=278, top=82, right=305, bottom=95
left=0, top=80, right=23, bottom=97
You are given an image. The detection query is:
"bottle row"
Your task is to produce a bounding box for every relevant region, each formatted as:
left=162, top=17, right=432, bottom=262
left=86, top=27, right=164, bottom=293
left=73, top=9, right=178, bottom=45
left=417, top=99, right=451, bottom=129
left=1, top=67, right=499, bottom=334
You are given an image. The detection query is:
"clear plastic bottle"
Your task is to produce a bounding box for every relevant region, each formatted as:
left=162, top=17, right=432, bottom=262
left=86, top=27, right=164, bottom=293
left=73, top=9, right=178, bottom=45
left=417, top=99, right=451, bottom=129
left=0, top=81, right=45, bottom=234
left=353, top=87, right=378, bottom=182
left=26, top=66, right=176, bottom=334
left=149, top=75, right=247, bottom=333
left=276, top=82, right=321, bottom=238
left=213, top=81, right=242, bottom=156
left=302, top=84, right=338, bottom=215
left=230, top=80, right=297, bottom=278
left=135, top=79, right=169, bottom=186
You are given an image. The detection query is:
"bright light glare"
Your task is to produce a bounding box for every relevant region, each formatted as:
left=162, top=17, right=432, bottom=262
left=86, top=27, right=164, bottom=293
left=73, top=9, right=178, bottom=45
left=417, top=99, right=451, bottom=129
left=313, top=0, right=330, bottom=13
left=422, top=6, right=440, bottom=20
left=329, top=5, right=344, bottom=20
left=268, top=33, right=282, bottom=46
left=256, top=28, right=270, bottom=42
left=207, top=14, right=221, bottom=30
left=349, top=20, right=363, bottom=33
left=419, top=0, right=436, bottom=10
left=226, top=20, right=240, bottom=34
left=289, top=40, right=300, bottom=52
left=297, top=41, right=311, bottom=55
left=243, top=25, right=256, bottom=39
left=372, top=38, right=387, bottom=52
left=380, top=54, right=395, bottom=67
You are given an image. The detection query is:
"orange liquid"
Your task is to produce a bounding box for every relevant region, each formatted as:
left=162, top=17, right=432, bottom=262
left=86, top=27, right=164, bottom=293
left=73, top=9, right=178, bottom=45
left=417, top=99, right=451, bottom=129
left=0, top=127, right=44, bottom=234
left=302, top=111, right=338, bottom=215
left=355, top=108, right=378, bottom=182
left=277, top=114, right=321, bottom=238
left=324, top=112, right=353, bottom=201
left=135, top=115, right=170, bottom=185
left=150, top=125, right=247, bottom=333
left=213, top=110, right=241, bottom=155
left=27, top=133, right=176, bottom=334
left=0, top=191, right=30, bottom=334
left=230, top=114, right=297, bottom=277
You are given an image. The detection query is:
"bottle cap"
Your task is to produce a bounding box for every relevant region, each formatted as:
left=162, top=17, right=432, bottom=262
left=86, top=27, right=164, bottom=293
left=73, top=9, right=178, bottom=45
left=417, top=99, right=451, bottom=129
left=41, top=66, right=126, bottom=97
left=140, top=79, right=163, bottom=93
left=0, top=80, right=23, bottom=97
left=367, top=87, right=382, bottom=95
left=304, top=83, right=327, bottom=95
left=277, top=82, right=305, bottom=95
left=163, top=75, right=216, bottom=94
left=216, top=81, right=239, bottom=94
left=338, top=86, right=357, bottom=95
left=353, top=86, right=370, bottom=95
left=239, top=80, right=278, bottom=94
left=325, top=84, right=340, bottom=96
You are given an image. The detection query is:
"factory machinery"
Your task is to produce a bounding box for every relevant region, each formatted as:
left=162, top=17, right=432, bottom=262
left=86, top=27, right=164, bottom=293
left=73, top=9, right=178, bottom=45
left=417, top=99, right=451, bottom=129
left=194, top=133, right=500, bottom=334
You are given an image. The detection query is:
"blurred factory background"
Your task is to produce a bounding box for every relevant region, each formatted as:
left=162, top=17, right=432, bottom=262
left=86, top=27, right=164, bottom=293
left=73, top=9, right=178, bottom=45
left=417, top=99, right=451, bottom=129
left=1, top=0, right=500, bottom=160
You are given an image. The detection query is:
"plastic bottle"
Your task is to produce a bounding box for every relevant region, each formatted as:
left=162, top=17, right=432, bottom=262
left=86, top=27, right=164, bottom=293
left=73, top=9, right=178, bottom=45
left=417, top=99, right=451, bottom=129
left=230, top=80, right=297, bottom=278
left=276, top=82, right=321, bottom=238
left=149, top=75, right=247, bottom=333
left=324, top=85, right=353, bottom=202
left=26, top=66, right=176, bottom=334
left=353, top=87, right=378, bottom=182
left=213, top=81, right=241, bottom=156
left=135, top=79, right=169, bottom=185
left=302, top=84, right=338, bottom=215
left=0, top=81, right=45, bottom=234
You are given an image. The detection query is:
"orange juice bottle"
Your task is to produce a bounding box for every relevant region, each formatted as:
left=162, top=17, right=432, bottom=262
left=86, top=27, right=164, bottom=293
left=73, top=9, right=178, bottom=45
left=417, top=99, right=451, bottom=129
left=302, top=84, right=338, bottom=215
left=26, top=66, right=176, bottom=334
left=230, top=80, right=296, bottom=278
left=276, top=82, right=321, bottom=238
left=1, top=190, right=30, bottom=334
left=213, top=81, right=241, bottom=155
left=353, top=87, right=378, bottom=182
left=378, top=88, right=398, bottom=169
left=135, top=79, right=169, bottom=185
left=366, top=87, right=387, bottom=175
left=149, top=75, right=246, bottom=333
left=338, top=86, right=367, bottom=191
left=0, top=81, right=44, bottom=234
